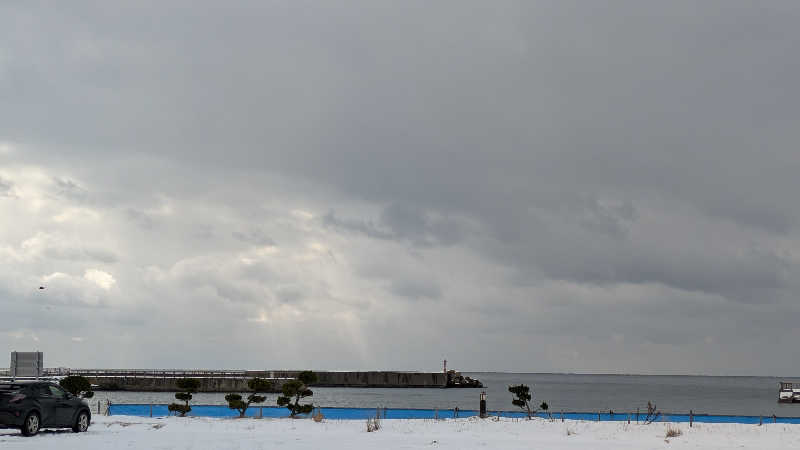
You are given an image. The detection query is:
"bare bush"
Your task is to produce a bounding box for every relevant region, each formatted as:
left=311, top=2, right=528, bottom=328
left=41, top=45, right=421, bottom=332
left=644, top=401, right=661, bottom=424
left=366, top=417, right=381, bottom=432
left=366, top=408, right=382, bottom=432
left=665, top=426, right=682, bottom=438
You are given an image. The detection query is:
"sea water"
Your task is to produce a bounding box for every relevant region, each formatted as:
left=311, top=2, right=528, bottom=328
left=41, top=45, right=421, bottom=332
left=90, top=373, right=800, bottom=417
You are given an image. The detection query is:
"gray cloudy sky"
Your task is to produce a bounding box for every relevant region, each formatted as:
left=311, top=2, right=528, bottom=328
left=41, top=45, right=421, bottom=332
left=2, top=0, right=799, bottom=375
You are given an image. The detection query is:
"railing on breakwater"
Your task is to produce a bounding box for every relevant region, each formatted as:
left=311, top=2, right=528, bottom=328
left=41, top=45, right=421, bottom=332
left=31, top=369, right=459, bottom=391
left=62, top=369, right=256, bottom=379
left=49, top=369, right=443, bottom=379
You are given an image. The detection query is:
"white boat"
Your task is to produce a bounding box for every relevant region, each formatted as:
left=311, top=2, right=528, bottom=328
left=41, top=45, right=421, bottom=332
left=779, top=382, right=798, bottom=403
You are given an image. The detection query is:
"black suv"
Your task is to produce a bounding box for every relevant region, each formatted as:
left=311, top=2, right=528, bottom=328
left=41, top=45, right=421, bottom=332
left=0, top=381, right=91, bottom=436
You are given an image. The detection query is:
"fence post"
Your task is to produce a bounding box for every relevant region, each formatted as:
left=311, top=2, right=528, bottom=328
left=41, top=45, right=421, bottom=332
left=627, top=414, right=630, bottom=424
left=259, top=406, right=263, bottom=418
left=597, top=412, right=600, bottom=422
left=561, top=411, right=564, bottom=422
left=636, top=408, right=639, bottom=424
left=759, top=415, right=762, bottom=426
left=689, top=410, right=693, bottom=428
left=150, top=404, right=153, bottom=418
left=97, top=400, right=100, bottom=414
left=773, top=414, right=777, bottom=423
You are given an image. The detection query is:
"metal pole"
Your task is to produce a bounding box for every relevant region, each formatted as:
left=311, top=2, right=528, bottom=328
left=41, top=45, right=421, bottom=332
left=150, top=404, right=153, bottom=418
left=689, top=410, right=693, bottom=428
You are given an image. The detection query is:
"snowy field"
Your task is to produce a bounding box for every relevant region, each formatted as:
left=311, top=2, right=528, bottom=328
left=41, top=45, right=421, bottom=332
left=2, top=415, right=800, bottom=449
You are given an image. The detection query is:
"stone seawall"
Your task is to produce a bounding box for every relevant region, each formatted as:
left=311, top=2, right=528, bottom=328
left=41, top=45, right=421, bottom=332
left=87, top=371, right=449, bottom=392
left=87, top=376, right=269, bottom=393
left=313, top=371, right=447, bottom=388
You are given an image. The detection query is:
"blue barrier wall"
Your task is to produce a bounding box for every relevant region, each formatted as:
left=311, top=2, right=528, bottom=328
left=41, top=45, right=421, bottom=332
left=107, top=404, right=800, bottom=424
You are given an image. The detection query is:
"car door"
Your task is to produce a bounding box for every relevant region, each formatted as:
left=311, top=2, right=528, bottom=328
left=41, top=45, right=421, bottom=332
left=35, top=385, right=59, bottom=427
left=48, top=385, right=74, bottom=426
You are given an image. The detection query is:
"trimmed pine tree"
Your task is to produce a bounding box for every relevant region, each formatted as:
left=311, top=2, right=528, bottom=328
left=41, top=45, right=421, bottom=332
left=508, top=384, right=534, bottom=419
left=277, top=371, right=318, bottom=417
left=225, top=378, right=273, bottom=418
left=168, top=378, right=200, bottom=417
left=59, top=375, right=95, bottom=399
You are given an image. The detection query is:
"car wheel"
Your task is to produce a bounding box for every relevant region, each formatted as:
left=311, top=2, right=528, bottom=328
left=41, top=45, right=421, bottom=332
left=21, top=412, right=40, bottom=437
left=72, top=411, right=90, bottom=433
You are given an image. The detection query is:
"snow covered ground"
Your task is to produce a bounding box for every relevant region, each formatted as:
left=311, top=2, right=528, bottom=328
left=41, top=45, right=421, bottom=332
left=2, top=415, right=800, bottom=449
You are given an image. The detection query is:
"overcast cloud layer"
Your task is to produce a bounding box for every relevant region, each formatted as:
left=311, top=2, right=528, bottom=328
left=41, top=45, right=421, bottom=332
left=2, top=1, right=800, bottom=375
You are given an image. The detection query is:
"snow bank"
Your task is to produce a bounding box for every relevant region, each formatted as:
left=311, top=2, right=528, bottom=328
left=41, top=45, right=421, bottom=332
left=2, top=415, right=800, bottom=449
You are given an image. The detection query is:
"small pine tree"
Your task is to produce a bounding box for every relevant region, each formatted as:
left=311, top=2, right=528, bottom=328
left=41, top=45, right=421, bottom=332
left=59, top=375, right=94, bottom=399
left=225, top=378, right=273, bottom=418
left=277, top=371, right=318, bottom=417
left=168, top=378, right=200, bottom=417
left=508, top=384, right=534, bottom=419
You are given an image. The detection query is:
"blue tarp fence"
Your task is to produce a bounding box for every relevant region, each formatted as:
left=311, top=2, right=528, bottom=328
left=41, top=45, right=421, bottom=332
left=107, top=404, right=800, bottom=424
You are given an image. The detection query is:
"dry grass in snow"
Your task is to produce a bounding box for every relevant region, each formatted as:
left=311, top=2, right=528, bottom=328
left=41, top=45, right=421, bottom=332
left=1, top=415, right=800, bottom=449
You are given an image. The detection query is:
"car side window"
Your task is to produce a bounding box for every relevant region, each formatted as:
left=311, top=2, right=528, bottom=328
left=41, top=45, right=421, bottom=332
left=48, top=385, right=67, bottom=398
left=36, top=385, right=52, bottom=397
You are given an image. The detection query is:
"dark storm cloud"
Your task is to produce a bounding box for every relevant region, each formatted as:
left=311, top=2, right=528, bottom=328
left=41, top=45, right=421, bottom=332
left=703, top=200, right=796, bottom=235
left=487, top=205, right=794, bottom=302
left=41, top=246, right=118, bottom=264
left=2, top=0, right=800, bottom=373
left=0, top=178, right=12, bottom=197
left=125, top=208, right=157, bottom=230
left=231, top=229, right=276, bottom=247
left=322, top=210, right=394, bottom=241
left=275, top=286, right=305, bottom=304
left=323, top=203, right=464, bottom=246
left=388, top=278, right=442, bottom=301
left=53, top=177, right=88, bottom=202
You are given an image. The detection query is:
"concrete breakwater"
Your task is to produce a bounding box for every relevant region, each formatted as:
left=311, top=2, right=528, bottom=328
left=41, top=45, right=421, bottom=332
left=89, top=375, right=257, bottom=393
left=65, top=369, right=465, bottom=392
